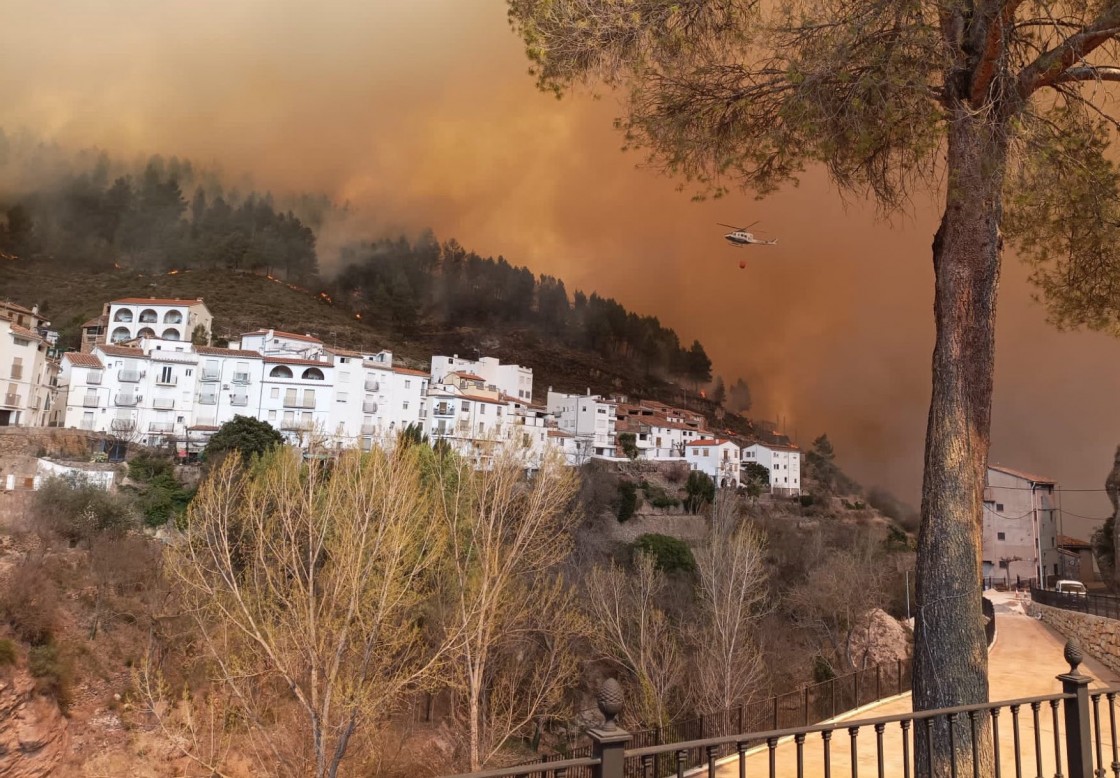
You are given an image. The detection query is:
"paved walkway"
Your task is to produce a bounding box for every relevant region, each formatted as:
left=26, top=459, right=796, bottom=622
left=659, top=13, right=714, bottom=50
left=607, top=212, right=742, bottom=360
left=712, top=592, right=1120, bottom=777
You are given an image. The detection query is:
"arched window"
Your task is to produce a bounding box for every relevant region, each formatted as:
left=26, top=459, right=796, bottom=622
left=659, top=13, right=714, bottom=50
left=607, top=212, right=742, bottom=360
left=301, top=367, right=325, bottom=381
left=163, top=310, right=183, bottom=324
left=111, top=327, right=130, bottom=342
left=113, top=308, right=133, bottom=323
left=139, top=308, right=158, bottom=324
left=269, top=365, right=293, bottom=379
left=137, top=327, right=156, bottom=339
left=161, top=327, right=181, bottom=341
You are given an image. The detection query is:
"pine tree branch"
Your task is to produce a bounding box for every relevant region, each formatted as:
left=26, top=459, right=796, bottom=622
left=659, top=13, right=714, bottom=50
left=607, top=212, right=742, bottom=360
left=1019, top=4, right=1120, bottom=95
left=1051, top=65, right=1120, bottom=84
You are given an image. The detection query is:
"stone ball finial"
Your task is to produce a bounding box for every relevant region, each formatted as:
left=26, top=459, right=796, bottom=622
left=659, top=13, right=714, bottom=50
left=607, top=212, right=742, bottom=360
left=1064, top=638, right=1084, bottom=675
left=597, top=678, right=624, bottom=731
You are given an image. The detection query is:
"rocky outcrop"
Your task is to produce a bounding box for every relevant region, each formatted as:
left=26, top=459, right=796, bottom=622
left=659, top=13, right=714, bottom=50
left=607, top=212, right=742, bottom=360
left=0, top=669, right=70, bottom=778
left=847, top=608, right=912, bottom=669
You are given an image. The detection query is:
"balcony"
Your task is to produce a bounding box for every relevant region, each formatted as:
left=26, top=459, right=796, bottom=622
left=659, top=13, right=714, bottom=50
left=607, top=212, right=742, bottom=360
left=10, top=366, right=22, bottom=380
left=433, top=403, right=454, bottom=416
left=232, top=373, right=251, bottom=385
left=155, top=376, right=177, bottom=387
left=110, top=418, right=136, bottom=432
left=194, top=416, right=216, bottom=428
left=79, top=419, right=95, bottom=431
left=2, top=393, right=20, bottom=408
left=153, top=398, right=175, bottom=410
left=231, top=394, right=249, bottom=407
left=87, top=371, right=102, bottom=385
left=201, top=369, right=221, bottom=382
left=363, top=401, right=378, bottom=414
left=148, top=422, right=174, bottom=433
left=283, top=395, right=301, bottom=408
left=198, top=393, right=217, bottom=406
left=281, top=419, right=315, bottom=431
left=365, top=378, right=380, bottom=392
left=83, top=394, right=99, bottom=408
left=119, top=370, right=141, bottom=383
left=114, top=393, right=138, bottom=407
left=361, top=424, right=376, bottom=436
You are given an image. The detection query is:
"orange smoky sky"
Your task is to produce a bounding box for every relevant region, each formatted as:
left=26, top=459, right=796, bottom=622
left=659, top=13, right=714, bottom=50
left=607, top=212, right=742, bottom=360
left=3, top=0, right=1118, bottom=535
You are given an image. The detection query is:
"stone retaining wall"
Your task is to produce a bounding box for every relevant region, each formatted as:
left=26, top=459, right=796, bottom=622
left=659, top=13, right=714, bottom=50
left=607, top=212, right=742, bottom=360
left=1028, top=602, right=1120, bottom=675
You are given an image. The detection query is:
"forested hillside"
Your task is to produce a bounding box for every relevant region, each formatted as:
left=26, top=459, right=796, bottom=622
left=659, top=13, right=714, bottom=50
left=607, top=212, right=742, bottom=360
left=0, top=136, right=712, bottom=388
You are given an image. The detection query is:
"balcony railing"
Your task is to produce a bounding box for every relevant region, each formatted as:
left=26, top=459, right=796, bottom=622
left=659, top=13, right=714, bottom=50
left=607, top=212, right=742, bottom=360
left=149, top=422, right=174, bottom=433
left=363, top=401, right=378, bottom=414
left=2, top=393, right=20, bottom=408
left=201, top=369, right=221, bottom=382
left=434, top=403, right=454, bottom=416
left=153, top=398, right=175, bottom=410
left=155, top=376, right=177, bottom=386
left=283, top=396, right=301, bottom=408
left=281, top=419, right=315, bottom=431
left=231, top=395, right=249, bottom=407
left=114, top=394, right=138, bottom=407
left=198, top=393, right=217, bottom=406
left=232, top=373, right=251, bottom=384
left=79, top=419, right=95, bottom=430
left=361, top=424, right=376, bottom=436
left=442, top=633, right=1108, bottom=778
left=364, top=378, right=379, bottom=392
left=10, top=366, right=22, bottom=380
left=110, top=419, right=136, bottom=432
left=119, top=370, right=141, bottom=383
left=87, top=371, right=103, bottom=385
left=83, top=394, right=99, bottom=407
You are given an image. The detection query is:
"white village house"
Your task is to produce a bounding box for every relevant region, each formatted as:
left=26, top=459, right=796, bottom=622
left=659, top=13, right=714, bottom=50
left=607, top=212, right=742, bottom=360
left=546, top=390, right=618, bottom=460
left=685, top=438, right=742, bottom=488
left=743, top=442, right=802, bottom=496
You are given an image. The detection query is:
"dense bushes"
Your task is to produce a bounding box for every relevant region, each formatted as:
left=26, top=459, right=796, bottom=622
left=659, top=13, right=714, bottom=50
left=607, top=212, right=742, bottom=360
left=127, top=453, right=194, bottom=527
left=0, top=639, right=16, bottom=667
left=632, top=533, right=696, bottom=574
left=617, top=481, right=639, bottom=522
left=685, top=471, right=715, bottom=513
left=34, top=475, right=135, bottom=546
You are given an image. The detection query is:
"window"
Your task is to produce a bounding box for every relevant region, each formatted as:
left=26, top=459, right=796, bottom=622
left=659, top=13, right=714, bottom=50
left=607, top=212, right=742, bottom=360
left=338, top=371, right=350, bottom=383
left=405, top=380, right=411, bottom=389
left=403, top=401, right=409, bottom=410
left=998, top=560, right=1008, bottom=569
left=479, top=405, right=486, bottom=415
left=271, top=387, right=280, bottom=399
left=159, top=365, right=173, bottom=384
left=995, top=503, right=1004, bottom=512
left=337, top=391, right=348, bottom=403
left=284, top=388, right=298, bottom=406
left=270, top=365, right=293, bottom=379
left=10, top=357, right=22, bottom=380
left=268, top=410, right=276, bottom=420
left=301, top=367, right=325, bottom=381
left=303, top=389, right=316, bottom=407
left=997, top=532, right=1006, bottom=541
left=461, top=401, right=470, bottom=412
left=185, top=369, right=192, bottom=376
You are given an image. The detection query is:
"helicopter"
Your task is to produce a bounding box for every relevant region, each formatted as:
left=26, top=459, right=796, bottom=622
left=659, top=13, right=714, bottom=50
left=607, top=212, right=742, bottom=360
left=719, top=221, right=778, bottom=247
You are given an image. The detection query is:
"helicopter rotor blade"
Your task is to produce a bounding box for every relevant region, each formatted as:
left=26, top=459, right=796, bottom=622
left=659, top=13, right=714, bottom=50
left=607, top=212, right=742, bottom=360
left=717, top=223, right=741, bottom=230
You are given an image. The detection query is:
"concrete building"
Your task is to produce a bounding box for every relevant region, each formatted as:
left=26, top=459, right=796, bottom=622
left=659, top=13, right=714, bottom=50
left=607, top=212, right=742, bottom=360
left=0, top=318, right=59, bottom=427
left=105, top=297, right=212, bottom=344
left=743, top=442, right=802, bottom=496
left=546, top=390, right=617, bottom=459
left=615, top=401, right=707, bottom=460
left=685, top=438, right=742, bottom=488
left=982, top=464, right=1060, bottom=586
left=430, top=354, right=533, bottom=401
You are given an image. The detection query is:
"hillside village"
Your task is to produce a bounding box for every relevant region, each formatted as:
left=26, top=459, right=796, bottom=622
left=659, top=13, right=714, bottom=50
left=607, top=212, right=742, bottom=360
left=1, top=295, right=803, bottom=494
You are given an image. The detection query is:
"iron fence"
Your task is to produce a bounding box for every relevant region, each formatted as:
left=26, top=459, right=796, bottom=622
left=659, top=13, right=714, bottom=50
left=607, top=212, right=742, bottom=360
left=1032, top=585, right=1120, bottom=621
left=442, top=640, right=1112, bottom=778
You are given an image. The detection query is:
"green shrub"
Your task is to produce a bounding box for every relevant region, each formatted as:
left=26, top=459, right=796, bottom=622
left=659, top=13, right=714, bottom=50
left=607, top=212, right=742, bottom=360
left=127, top=453, right=175, bottom=483
left=633, top=533, right=696, bottom=574
left=617, top=481, right=639, bottom=522
left=0, top=639, right=16, bottom=667
left=34, top=475, right=135, bottom=545
left=684, top=471, right=715, bottom=513
left=640, top=481, right=680, bottom=509
left=618, top=433, right=639, bottom=460
left=28, top=643, right=72, bottom=712
left=799, top=494, right=815, bottom=507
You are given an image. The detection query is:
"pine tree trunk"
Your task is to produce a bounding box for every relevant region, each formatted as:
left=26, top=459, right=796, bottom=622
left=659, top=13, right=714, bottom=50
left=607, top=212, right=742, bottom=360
left=913, top=108, right=1009, bottom=778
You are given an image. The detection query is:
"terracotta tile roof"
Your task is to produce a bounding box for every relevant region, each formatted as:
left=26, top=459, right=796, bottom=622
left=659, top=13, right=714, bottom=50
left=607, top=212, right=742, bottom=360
left=448, top=371, right=485, bottom=381
left=548, top=429, right=574, bottom=438
left=1057, top=534, right=1093, bottom=550
left=97, top=344, right=145, bottom=358
left=195, top=346, right=263, bottom=360
left=265, top=356, right=331, bottom=368
left=112, top=297, right=206, bottom=306
left=458, top=393, right=506, bottom=406
left=690, top=438, right=734, bottom=447
left=748, top=441, right=801, bottom=452
left=988, top=464, right=1056, bottom=485
left=242, top=329, right=323, bottom=344
left=326, top=346, right=364, bottom=358
left=0, top=300, right=36, bottom=316
left=392, top=367, right=430, bottom=377
left=82, top=314, right=108, bottom=329
left=63, top=352, right=104, bottom=369
left=8, top=323, right=43, bottom=342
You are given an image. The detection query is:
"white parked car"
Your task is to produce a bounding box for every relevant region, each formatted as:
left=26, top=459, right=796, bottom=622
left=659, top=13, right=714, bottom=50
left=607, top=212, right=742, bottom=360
left=1055, top=580, right=1088, bottom=595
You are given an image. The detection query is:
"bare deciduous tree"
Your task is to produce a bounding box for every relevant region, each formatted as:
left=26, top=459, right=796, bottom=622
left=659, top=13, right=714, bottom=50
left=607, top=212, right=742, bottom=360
left=162, top=447, right=447, bottom=778
left=437, top=452, right=585, bottom=771
left=691, top=495, right=768, bottom=720
left=584, top=553, right=687, bottom=728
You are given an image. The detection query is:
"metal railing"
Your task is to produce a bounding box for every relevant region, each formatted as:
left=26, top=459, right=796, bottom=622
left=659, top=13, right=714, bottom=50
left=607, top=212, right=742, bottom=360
left=442, top=640, right=1112, bottom=778
left=1032, top=585, right=1120, bottom=621
left=2, top=392, right=20, bottom=408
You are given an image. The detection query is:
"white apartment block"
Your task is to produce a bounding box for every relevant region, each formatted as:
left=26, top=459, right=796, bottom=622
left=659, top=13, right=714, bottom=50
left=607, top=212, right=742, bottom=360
left=616, top=401, right=707, bottom=460
left=0, top=319, right=59, bottom=427
left=743, top=443, right=802, bottom=496
left=59, top=330, right=428, bottom=453
left=105, top=298, right=213, bottom=344
left=982, top=464, right=1060, bottom=585
left=545, top=389, right=617, bottom=458
left=685, top=439, right=742, bottom=488
left=430, top=354, right=533, bottom=401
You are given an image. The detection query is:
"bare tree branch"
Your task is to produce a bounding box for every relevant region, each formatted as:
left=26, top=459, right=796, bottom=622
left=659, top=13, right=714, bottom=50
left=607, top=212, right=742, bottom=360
left=1051, top=64, right=1120, bottom=83
left=1019, top=5, right=1120, bottom=95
